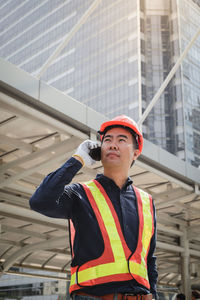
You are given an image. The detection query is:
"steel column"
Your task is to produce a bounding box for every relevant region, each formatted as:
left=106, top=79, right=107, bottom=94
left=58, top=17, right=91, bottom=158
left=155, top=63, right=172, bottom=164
left=180, top=226, right=191, bottom=299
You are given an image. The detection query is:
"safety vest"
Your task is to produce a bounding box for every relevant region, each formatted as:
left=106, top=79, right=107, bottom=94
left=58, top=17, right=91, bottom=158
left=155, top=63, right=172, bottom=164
left=69, top=180, right=154, bottom=294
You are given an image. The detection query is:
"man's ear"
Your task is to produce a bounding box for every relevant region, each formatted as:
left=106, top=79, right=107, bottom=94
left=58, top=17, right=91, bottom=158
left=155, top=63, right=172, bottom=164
left=130, top=149, right=140, bottom=167
left=132, top=149, right=140, bottom=162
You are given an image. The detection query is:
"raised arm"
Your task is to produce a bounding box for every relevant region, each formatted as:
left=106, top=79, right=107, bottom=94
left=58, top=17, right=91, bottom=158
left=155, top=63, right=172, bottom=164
left=29, top=157, right=82, bottom=218
left=29, top=140, right=100, bottom=219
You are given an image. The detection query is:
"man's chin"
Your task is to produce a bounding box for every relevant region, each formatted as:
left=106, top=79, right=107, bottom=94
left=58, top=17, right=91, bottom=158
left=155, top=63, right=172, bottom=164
left=102, top=159, right=121, bottom=167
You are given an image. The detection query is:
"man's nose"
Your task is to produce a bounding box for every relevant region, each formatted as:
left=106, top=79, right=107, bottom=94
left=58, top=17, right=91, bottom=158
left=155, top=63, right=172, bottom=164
left=109, top=141, right=118, bottom=149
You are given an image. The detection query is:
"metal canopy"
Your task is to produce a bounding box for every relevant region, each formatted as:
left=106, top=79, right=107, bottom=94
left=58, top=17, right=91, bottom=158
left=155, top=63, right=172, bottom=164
left=0, top=59, right=200, bottom=291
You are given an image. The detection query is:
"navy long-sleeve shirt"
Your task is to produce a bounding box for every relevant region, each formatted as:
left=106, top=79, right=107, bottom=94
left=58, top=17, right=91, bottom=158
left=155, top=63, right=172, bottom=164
left=30, top=157, right=157, bottom=297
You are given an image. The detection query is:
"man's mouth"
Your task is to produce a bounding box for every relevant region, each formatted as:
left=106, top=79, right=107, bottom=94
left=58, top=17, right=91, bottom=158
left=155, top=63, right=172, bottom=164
left=106, top=152, right=120, bottom=157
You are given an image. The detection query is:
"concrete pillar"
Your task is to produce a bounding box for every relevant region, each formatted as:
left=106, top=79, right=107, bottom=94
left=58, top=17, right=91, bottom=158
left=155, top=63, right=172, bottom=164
left=180, top=226, right=191, bottom=300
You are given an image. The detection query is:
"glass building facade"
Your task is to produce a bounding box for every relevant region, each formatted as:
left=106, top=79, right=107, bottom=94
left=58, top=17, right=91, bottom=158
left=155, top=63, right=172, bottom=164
left=178, top=0, right=200, bottom=166
left=0, top=0, right=200, bottom=167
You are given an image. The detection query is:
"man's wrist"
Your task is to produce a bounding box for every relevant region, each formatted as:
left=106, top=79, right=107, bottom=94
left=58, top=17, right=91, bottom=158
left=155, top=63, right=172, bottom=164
left=72, top=154, right=84, bottom=166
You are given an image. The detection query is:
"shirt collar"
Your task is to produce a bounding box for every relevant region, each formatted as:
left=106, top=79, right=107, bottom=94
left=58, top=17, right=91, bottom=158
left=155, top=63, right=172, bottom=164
left=95, top=173, right=133, bottom=190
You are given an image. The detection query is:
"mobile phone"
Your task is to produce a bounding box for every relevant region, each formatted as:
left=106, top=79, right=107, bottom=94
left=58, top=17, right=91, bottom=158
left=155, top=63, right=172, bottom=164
left=89, top=146, right=101, bottom=161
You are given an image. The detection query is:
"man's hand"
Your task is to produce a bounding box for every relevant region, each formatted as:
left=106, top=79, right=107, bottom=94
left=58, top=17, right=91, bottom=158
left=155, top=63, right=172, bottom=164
left=73, top=140, right=101, bottom=166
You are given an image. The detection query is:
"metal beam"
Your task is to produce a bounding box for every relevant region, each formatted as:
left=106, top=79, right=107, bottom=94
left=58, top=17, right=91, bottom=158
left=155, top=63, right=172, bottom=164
left=0, top=93, right=88, bottom=140
left=157, top=224, right=184, bottom=237
left=0, top=135, right=35, bottom=153
left=37, top=0, right=102, bottom=78
left=0, top=191, right=29, bottom=207
left=157, top=241, right=184, bottom=253
left=153, top=187, right=184, bottom=200
left=190, top=249, right=200, bottom=258
left=0, top=136, right=81, bottom=188
left=1, top=236, right=68, bottom=273
left=0, top=224, right=50, bottom=240
left=0, top=116, right=17, bottom=127
left=158, top=265, right=179, bottom=275
left=5, top=270, right=69, bottom=282
left=167, top=274, right=179, bottom=284
left=189, top=243, right=200, bottom=251
left=188, top=225, right=200, bottom=239
left=157, top=212, right=187, bottom=227
left=0, top=203, right=67, bottom=229
left=156, top=193, right=197, bottom=210
left=0, top=137, right=72, bottom=174
left=6, top=263, right=71, bottom=276
left=41, top=253, right=57, bottom=268
left=136, top=160, right=194, bottom=192
left=3, top=183, right=35, bottom=195
left=0, top=239, right=21, bottom=247
left=138, top=28, right=200, bottom=126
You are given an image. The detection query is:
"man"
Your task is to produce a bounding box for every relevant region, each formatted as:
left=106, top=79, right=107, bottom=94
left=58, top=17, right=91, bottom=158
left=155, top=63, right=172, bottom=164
left=30, top=115, right=158, bottom=300
left=192, top=290, right=200, bottom=300
left=176, top=294, right=185, bottom=300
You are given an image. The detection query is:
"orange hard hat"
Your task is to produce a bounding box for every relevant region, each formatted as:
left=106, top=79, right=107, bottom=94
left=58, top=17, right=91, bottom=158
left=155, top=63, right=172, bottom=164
left=99, top=115, right=143, bottom=153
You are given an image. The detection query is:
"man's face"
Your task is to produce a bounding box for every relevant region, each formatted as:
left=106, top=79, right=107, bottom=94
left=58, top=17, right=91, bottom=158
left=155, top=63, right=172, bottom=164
left=101, top=127, right=140, bottom=169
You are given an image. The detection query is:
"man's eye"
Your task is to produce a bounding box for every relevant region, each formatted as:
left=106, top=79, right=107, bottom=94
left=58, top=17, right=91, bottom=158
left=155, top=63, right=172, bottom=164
left=119, top=138, right=126, bottom=142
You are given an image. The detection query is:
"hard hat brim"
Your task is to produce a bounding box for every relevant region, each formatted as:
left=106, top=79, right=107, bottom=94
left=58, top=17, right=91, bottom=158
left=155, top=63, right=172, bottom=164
left=99, top=120, right=143, bottom=153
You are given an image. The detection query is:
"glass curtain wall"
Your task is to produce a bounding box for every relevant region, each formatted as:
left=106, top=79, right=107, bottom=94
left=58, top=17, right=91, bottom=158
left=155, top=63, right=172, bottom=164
left=0, top=0, right=141, bottom=121
left=143, top=0, right=174, bottom=153
left=178, top=0, right=200, bottom=167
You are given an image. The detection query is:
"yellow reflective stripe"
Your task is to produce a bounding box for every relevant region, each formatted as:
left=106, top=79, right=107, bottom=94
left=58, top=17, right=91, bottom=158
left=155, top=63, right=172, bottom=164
left=128, top=188, right=152, bottom=281
left=85, top=181, right=126, bottom=261
left=129, top=261, right=147, bottom=279
left=139, top=189, right=152, bottom=252
left=71, top=261, right=129, bottom=285
left=71, top=260, right=149, bottom=286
